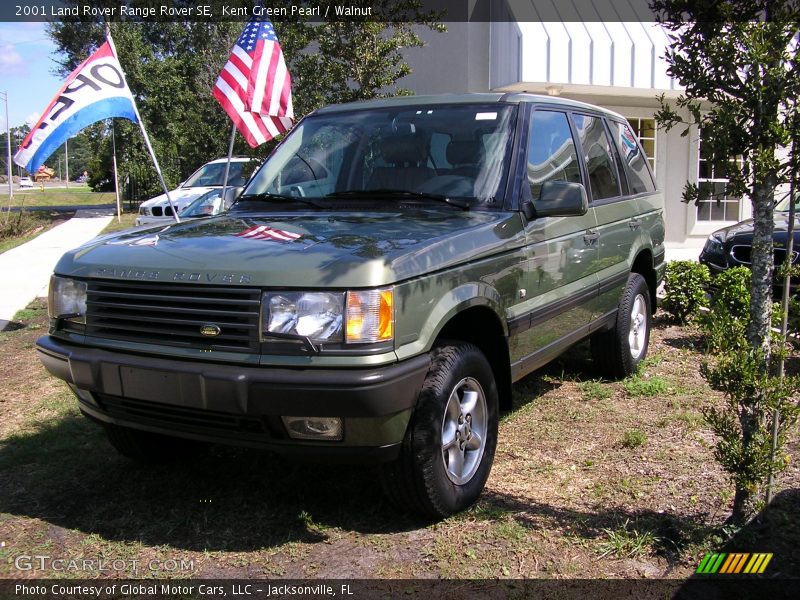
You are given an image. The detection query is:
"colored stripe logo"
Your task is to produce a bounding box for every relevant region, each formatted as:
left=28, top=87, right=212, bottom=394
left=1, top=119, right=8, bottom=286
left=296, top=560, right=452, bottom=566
left=696, top=552, right=773, bottom=574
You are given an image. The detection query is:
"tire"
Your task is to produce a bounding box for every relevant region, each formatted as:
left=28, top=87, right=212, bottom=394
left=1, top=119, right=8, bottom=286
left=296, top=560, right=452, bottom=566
left=591, top=273, right=652, bottom=379
left=104, top=424, right=205, bottom=464
left=380, top=342, right=499, bottom=519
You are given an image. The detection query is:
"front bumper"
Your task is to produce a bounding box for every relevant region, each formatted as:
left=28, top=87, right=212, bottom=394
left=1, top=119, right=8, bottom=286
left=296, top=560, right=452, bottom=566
left=134, top=215, right=180, bottom=227
left=37, top=335, right=430, bottom=462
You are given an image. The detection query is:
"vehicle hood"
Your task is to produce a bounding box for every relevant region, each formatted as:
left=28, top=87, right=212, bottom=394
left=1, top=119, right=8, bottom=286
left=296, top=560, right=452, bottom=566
left=56, top=209, right=525, bottom=288
left=717, top=213, right=800, bottom=244
left=140, top=187, right=215, bottom=208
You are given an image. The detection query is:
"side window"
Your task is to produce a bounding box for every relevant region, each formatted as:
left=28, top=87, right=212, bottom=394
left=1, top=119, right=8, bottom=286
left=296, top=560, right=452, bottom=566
left=572, top=114, right=621, bottom=201
left=611, top=121, right=656, bottom=194
left=527, top=110, right=582, bottom=200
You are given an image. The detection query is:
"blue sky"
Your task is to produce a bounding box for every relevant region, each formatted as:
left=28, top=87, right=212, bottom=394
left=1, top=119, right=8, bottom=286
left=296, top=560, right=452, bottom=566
left=0, top=22, right=65, bottom=130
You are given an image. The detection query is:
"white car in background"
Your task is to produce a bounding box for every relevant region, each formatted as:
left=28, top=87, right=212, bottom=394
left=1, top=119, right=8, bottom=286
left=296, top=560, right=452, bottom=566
left=19, top=176, right=34, bottom=188
left=135, top=157, right=253, bottom=226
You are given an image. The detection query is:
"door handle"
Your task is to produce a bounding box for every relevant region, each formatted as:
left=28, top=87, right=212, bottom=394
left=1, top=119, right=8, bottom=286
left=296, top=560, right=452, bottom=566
left=583, top=230, right=599, bottom=246
left=629, top=218, right=642, bottom=230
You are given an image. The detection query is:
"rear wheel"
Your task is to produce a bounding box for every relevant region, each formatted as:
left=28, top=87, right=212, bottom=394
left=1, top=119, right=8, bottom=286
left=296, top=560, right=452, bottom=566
left=591, top=273, right=651, bottom=379
left=104, top=424, right=205, bottom=464
left=380, top=342, right=499, bottom=519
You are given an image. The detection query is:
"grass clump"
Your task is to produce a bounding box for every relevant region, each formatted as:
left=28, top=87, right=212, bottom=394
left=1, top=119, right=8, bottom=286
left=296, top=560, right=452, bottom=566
left=621, top=429, right=648, bottom=449
left=596, top=519, right=659, bottom=559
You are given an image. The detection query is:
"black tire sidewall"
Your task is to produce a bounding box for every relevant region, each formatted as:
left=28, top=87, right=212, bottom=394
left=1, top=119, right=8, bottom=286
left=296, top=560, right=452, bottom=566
left=410, top=343, right=499, bottom=516
left=616, top=274, right=651, bottom=376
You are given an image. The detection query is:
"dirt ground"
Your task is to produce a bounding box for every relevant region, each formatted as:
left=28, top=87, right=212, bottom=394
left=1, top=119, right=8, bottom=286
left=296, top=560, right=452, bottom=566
left=0, top=304, right=798, bottom=580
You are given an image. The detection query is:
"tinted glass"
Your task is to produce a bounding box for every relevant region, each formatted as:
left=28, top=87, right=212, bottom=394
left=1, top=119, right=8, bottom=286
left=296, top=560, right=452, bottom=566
left=611, top=121, right=655, bottom=194
left=572, top=114, right=620, bottom=201
left=527, top=111, right=581, bottom=199
left=183, top=162, right=247, bottom=187
left=244, top=104, right=518, bottom=205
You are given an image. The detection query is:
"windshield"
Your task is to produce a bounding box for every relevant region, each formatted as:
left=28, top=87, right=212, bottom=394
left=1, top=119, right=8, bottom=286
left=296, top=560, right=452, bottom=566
left=183, top=162, right=248, bottom=188
left=240, top=104, right=518, bottom=207
left=776, top=193, right=799, bottom=212
left=181, top=190, right=226, bottom=218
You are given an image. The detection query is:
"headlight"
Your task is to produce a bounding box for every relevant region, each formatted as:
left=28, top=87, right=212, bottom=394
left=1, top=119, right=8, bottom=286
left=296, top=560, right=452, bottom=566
left=262, top=292, right=344, bottom=343
left=705, top=232, right=725, bottom=253
left=261, top=288, right=394, bottom=345
left=48, top=276, right=87, bottom=323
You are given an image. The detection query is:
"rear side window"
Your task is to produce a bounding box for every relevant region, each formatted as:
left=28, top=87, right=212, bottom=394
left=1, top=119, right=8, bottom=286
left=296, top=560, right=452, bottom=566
left=571, top=114, right=621, bottom=201
left=610, top=121, right=656, bottom=194
left=527, top=111, right=582, bottom=199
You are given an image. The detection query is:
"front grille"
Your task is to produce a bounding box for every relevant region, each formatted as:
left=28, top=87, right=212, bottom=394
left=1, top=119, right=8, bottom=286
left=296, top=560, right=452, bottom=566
left=731, top=245, right=798, bottom=266
left=85, top=280, right=261, bottom=352
left=97, top=394, right=268, bottom=436
left=151, top=206, right=163, bottom=217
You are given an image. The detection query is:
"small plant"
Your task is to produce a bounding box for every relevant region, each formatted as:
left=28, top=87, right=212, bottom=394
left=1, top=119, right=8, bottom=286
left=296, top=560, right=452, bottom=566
left=578, top=379, right=613, bottom=401
left=662, top=261, right=711, bottom=323
left=622, top=375, right=670, bottom=397
left=621, top=429, right=647, bottom=449
left=596, top=519, right=659, bottom=559
left=709, top=266, right=751, bottom=323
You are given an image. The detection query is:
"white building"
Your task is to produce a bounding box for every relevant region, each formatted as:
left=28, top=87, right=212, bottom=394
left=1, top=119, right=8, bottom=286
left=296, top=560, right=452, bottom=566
left=403, top=14, right=747, bottom=255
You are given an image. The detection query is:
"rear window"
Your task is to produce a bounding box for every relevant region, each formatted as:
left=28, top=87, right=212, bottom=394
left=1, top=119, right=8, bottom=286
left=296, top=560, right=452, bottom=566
left=610, top=121, right=656, bottom=194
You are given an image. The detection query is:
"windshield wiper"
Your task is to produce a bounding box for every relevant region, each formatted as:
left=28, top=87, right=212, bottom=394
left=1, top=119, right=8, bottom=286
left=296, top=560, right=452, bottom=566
left=234, top=192, right=327, bottom=209
left=325, top=189, right=470, bottom=211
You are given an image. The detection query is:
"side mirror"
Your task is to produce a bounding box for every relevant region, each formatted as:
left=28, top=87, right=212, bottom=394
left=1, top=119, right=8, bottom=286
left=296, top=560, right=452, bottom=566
left=524, top=180, right=588, bottom=219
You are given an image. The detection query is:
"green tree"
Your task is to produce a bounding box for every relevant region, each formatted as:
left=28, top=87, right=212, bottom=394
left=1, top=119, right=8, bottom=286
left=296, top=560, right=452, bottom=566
left=652, top=0, right=800, bottom=524
left=47, top=1, right=443, bottom=196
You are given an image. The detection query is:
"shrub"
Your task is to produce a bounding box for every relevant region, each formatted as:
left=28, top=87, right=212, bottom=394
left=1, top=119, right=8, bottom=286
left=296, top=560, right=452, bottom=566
left=662, top=261, right=710, bottom=323
left=621, top=429, right=647, bottom=449
left=709, top=266, right=751, bottom=323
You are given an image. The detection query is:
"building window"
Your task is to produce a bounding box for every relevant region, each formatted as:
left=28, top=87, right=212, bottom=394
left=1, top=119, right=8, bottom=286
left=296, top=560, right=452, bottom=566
left=696, top=129, right=742, bottom=221
left=626, top=118, right=656, bottom=174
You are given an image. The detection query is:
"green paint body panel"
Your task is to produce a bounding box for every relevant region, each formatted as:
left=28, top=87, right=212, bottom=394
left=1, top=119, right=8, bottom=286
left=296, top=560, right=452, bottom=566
left=39, top=93, right=665, bottom=457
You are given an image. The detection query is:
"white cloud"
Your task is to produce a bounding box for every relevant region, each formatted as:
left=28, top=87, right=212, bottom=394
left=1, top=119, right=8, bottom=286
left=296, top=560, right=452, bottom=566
left=0, top=43, right=25, bottom=76
left=24, top=112, right=40, bottom=128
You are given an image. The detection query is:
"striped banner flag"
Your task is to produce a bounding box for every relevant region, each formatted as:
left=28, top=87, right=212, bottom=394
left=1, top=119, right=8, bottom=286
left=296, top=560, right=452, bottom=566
left=213, top=17, right=293, bottom=147
left=235, top=225, right=302, bottom=242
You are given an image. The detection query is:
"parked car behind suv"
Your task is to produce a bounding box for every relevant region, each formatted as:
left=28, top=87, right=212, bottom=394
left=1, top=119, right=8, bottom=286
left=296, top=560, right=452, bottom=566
left=699, top=194, right=799, bottom=295
left=38, top=94, right=665, bottom=517
left=134, top=157, right=252, bottom=226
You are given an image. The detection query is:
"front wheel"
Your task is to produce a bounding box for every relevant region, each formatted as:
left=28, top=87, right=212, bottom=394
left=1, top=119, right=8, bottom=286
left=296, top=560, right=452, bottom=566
left=380, top=342, right=499, bottom=519
left=591, top=273, right=652, bottom=379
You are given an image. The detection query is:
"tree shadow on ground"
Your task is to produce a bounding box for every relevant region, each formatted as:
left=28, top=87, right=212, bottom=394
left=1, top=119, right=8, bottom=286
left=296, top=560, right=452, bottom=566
left=671, top=489, right=800, bottom=598
left=0, top=408, right=716, bottom=561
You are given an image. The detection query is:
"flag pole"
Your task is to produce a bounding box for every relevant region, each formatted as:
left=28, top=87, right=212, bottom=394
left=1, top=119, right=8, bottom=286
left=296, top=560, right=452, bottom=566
left=111, top=121, right=121, bottom=223
left=104, top=26, right=180, bottom=223
left=220, top=123, right=236, bottom=208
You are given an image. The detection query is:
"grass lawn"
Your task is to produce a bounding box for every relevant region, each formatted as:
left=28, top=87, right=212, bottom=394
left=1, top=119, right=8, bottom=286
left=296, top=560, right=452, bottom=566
left=100, top=210, right=139, bottom=235
left=4, top=187, right=115, bottom=208
left=0, top=308, right=797, bottom=580
left=0, top=210, right=73, bottom=254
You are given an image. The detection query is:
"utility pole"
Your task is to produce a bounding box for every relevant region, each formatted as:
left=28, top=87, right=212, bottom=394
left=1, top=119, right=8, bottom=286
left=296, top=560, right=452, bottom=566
left=1, top=91, right=12, bottom=202
left=65, top=138, right=69, bottom=188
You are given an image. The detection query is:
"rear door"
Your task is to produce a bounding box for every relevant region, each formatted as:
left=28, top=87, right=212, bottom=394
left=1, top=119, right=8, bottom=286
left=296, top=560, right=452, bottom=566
left=570, top=113, right=637, bottom=322
left=509, top=107, right=599, bottom=377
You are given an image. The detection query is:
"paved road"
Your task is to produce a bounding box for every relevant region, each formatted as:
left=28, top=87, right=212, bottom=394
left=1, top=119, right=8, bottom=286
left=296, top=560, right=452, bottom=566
left=0, top=209, right=113, bottom=331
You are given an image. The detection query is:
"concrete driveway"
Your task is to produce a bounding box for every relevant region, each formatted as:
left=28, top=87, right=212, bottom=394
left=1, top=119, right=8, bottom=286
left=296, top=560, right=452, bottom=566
left=0, top=208, right=114, bottom=330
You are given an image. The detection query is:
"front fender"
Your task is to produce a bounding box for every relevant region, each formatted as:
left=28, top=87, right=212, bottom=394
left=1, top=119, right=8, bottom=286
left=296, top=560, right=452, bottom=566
left=394, top=280, right=506, bottom=361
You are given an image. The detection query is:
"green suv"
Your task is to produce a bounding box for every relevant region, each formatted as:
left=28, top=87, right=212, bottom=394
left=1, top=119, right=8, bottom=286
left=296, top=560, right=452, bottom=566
left=37, top=94, right=665, bottom=517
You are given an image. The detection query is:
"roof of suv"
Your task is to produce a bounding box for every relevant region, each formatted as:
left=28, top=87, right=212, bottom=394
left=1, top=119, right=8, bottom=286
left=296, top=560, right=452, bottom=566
left=313, top=92, right=625, bottom=121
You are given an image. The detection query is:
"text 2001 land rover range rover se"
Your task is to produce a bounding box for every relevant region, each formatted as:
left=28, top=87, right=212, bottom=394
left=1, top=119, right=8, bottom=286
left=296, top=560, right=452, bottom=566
left=38, top=94, right=665, bottom=517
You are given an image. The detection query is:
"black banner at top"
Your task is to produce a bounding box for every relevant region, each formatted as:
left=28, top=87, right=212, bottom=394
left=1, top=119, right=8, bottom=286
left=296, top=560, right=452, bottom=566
left=1, top=0, right=667, bottom=23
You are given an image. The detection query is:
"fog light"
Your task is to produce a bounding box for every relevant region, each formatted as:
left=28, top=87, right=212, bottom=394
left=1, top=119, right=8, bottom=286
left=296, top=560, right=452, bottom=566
left=281, top=416, right=343, bottom=441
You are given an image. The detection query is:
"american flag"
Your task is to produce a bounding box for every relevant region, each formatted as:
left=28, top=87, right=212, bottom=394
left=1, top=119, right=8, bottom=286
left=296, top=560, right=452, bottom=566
left=213, top=17, right=293, bottom=147
left=235, top=225, right=302, bottom=242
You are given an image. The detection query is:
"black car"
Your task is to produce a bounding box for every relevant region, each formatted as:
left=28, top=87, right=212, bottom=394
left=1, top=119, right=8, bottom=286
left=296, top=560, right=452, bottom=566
left=699, top=195, right=799, bottom=294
